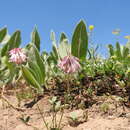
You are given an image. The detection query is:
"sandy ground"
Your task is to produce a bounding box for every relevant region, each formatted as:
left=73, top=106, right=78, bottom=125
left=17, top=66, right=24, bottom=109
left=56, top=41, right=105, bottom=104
left=1, top=95, right=130, bottom=130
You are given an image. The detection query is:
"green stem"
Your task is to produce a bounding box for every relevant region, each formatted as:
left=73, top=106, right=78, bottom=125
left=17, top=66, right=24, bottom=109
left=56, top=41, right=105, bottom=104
left=52, top=104, right=55, bottom=128
left=66, top=74, right=71, bottom=94
left=54, top=110, right=58, bottom=128
left=58, top=109, right=64, bottom=129
left=37, top=104, right=49, bottom=130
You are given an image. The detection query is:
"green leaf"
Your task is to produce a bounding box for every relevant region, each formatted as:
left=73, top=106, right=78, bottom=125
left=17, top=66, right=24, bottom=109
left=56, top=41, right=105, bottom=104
left=108, top=44, right=114, bottom=56
left=116, top=42, right=122, bottom=60
left=60, top=32, right=67, bottom=43
left=50, top=31, right=59, bottom=62
left=52, top=45, right=59, bottom=61
left=25, top=116, right=30, bottom=123
left=122, top=46, right=129, bottom=58
left=8, top=30, right=21, bottom=49
left=50, top=51, right=58, bottom=64
left=31, top=45, right=46, bottom=84
left=50, top=30, right=56, bottom=42
left=55, top=101, right=61, bottom=111
left=71, top=20, right=88, bottom=60
left=21, top=66, right=41, bottom=90
left=31, top=26, right=40, bottom=51
left=51, top=96, right=57, bottom=103
left=1, top=30, right=21, bottom=56
left=1, top=34, right=10, bottom=44
left=0, top=27, right=7, bottom=43
left=58, top=39, right=71, bottom=58
left=1, top=43, right=9, bottom=56
left=28, top=62, right=43, bottom=85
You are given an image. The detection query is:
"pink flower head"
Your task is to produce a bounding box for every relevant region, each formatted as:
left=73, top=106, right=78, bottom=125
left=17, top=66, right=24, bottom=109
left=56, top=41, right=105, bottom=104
left=58, top=55, right=80, bottom=74
left=9, top=48, right=27, bottom=64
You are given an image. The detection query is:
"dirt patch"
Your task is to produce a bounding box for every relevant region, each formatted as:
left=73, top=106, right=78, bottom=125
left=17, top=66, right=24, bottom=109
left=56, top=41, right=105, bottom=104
left=0, top=95, right=130, bottom=130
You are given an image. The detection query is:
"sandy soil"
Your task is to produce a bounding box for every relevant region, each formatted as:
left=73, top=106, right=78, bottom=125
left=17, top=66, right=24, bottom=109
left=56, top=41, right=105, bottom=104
left=1, top=95, right=130, bottom=130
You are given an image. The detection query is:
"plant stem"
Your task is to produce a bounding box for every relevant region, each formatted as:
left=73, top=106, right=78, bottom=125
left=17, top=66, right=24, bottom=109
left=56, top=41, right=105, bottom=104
left=52, top=104, right=55, bottom=128
left=66, top=74, right=70, bottom=94
left=54, top=111, right=58, bottom=128
left=58, top=109, right=64, bottom=129
left=37, top=104, right=49, bottom=130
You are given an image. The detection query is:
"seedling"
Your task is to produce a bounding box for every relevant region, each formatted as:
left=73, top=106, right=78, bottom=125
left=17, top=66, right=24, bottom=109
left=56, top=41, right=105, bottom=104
left=68, top=111, right=79, bottom=127
left=37, top=96, right=63, bottom=130
left=100, top=103, right=110, bottom=113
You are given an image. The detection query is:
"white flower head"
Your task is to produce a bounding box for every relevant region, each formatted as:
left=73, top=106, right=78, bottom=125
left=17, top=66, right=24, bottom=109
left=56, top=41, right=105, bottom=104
left=9, top=48, right=27, bottom=64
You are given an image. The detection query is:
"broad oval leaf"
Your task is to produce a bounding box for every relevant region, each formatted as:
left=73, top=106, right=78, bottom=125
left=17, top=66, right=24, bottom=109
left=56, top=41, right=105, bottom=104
left=71, top=20, right=88, bottom=60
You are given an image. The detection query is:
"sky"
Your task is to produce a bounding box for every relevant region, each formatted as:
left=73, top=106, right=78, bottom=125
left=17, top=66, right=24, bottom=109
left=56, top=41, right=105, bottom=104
left=0, top=0, right=130, bottom=56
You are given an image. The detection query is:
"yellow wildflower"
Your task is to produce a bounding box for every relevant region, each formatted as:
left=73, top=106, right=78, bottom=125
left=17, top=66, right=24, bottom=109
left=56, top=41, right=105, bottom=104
left=89, top=25, right=94, bottom=31
left=124, top=35, right=130, bottom=40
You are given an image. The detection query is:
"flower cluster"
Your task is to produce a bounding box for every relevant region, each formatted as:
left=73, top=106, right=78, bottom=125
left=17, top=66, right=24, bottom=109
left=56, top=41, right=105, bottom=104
left=9, top=48, right=27, bottom=64
left=58, top=55, right=80, bottom=74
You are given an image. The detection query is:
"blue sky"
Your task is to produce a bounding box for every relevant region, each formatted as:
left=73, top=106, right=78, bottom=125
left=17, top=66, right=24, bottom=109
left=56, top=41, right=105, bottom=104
left=0, top=0, right=130, bottom=56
